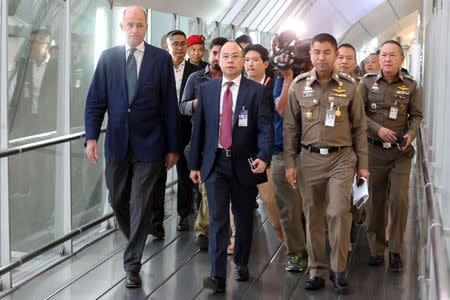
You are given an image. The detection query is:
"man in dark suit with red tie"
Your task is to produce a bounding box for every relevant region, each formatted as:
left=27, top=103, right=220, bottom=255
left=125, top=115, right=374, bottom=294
left=85, top=6, right=181, bottom=288
left=189, top=41, right=274, bottom=293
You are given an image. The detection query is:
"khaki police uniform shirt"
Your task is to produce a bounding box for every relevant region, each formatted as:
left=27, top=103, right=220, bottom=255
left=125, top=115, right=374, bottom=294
left=359, top=72, right=422, bottom=141
left=283, top=68, right=368, bottom=170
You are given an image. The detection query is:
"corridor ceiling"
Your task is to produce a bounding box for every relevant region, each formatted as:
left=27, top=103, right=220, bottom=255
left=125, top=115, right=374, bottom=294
left=116, top=0, right=419, bottom=48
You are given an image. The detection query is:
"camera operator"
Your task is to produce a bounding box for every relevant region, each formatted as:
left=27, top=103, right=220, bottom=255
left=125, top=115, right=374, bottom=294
left=269, top=33, right=313, bottom=272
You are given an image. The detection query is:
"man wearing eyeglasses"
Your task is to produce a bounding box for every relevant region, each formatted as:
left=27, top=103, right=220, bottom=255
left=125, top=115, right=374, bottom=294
left=189, top=41, right=274, bottom=293
left=151, top=30, right=201, bottom=235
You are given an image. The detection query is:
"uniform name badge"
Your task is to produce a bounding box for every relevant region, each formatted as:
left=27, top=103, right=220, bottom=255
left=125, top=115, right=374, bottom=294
left=238, top=108, right=248, bottom=127
left=325, top=109, right=336, bottom=127
left=388, top=105, right=399, bottom=120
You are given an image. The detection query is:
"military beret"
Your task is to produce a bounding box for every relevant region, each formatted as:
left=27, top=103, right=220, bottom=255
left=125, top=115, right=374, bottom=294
left=187, top=35, right=205, bottom=46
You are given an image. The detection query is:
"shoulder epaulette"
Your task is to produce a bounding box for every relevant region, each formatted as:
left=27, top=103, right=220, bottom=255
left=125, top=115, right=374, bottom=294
left=294, top=71, right=311, bottom=83
left=338, top=72, right=356, bottom=83
left=403, top=74, right=416, bottom=82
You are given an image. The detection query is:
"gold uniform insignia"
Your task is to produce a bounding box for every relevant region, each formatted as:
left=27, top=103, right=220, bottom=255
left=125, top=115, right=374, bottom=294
left=397, top=85, right=410, bottom=91
left=400, top=104, right=406, bottom=110
left=305, top=110, right=312, bottom=119
left=332, top=87, right=347, bottom=94
left=336, top=107, right=341, bottom=117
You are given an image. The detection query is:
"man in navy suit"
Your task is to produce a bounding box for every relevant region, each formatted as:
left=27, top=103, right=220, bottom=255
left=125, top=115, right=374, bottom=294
left=189, top=41, right=274, bottom=293
left=85, top=6, right=181, bottom=288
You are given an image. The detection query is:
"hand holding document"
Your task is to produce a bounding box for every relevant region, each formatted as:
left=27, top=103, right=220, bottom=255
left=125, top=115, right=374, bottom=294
left=352, top=174, right=369, bottom=209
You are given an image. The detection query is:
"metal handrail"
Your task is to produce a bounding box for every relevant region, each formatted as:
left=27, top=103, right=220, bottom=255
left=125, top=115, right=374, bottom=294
left=0, top=212, right=114, bottom=276
left=0, top=129, right=106, bottom=158
left=419, top=128, right=450, bottom=300
left=0, top=127, right=178, bottom=278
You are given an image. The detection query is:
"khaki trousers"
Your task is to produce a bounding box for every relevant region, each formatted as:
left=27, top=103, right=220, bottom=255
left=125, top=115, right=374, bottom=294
left=194, top=183, right=209, bottom=237
left=271, top=153, right=305, bottom=256
left=299, top=147, right=356, bottom=277
left=257, top=168, right=283, bottom=238
left=366, top=144, right=414, bottom=255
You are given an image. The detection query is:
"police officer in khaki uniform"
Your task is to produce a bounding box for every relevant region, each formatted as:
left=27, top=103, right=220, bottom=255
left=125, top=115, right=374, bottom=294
left=360, top=40, right=422, bottom=271
left=284, top=33, right=369, bottom=293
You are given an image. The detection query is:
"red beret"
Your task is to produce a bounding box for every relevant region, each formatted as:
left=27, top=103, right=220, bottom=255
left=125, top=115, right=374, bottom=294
left=187, top=35, right=205, bottom=47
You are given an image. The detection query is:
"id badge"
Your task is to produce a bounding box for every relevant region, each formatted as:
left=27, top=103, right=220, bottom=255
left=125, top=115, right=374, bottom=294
left=388, top=105, right=399, bottom=120
left=325, top=110, right=336, bottom=127
left=238, top=110, right=248, bottom=127
left=303, top=91, right=315, bottom=98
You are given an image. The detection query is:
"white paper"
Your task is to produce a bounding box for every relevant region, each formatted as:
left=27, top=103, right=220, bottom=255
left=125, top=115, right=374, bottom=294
left=352, top=174, right=369, bottom=209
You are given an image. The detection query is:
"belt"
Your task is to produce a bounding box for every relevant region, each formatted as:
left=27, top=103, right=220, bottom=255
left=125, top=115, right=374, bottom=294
left=217, top=148, right=232, bottom=157
left=367, top=138, right=395, bottom=149
left=301, top=144, right=341, bottom=155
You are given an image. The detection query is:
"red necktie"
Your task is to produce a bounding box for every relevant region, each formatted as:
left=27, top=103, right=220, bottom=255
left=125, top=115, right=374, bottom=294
left=220, top=81, right=233, bottom=150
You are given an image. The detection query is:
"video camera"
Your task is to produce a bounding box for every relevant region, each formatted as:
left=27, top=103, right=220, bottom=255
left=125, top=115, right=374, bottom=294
left=270, top=30, right=312, bottom=76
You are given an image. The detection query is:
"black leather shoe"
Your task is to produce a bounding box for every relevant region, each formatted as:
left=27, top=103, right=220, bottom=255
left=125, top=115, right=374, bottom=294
left=389, top=252, right=403, bottom=271
left=203, top=276, right=226, bottom=293
left=235, top=265, right=249, bottom=281
left=329, top=271, right=349, bottom=293
left=151, top=221, right=165, bottom=239
left=177, top=216, right=190, bottom=231
left=125, top=272, right=142, bottom=288
left=195, top=234, right=209, bottom=250
left=304, top=276, right=325, bottom=290
left=368, top=255, right=384, bottom=266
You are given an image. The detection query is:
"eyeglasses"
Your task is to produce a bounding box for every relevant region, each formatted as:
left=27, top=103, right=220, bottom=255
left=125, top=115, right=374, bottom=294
left=171, top=41, right=187, bottom=48
left=221, top=54, right=241, bottom=61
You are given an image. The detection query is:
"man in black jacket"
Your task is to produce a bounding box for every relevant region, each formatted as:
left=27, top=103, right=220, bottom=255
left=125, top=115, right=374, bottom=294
left=151, top=30, right=201, bottom=235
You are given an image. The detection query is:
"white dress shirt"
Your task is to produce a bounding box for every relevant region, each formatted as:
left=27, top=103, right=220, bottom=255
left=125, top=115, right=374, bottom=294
left=259, top=75, right=267, bottom=85
left=218, top=74, right=241, bottom=148
left=31, top=55, right=50, bottom=114
left=174, top=60, right=186, bottom=102
left=125, top=41, right=145, bottom=79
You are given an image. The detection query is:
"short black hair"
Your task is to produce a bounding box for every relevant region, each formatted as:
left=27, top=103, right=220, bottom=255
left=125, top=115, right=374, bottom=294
left=243, top=44, right=269, bottom=62
left=210, top=37, right=228, bottom=50
left=166, top=30, right=186, bottom=41
left=235, top=34, right=252, bottom=45
left=380, top=40, right=404, bottom=56
left=310, top=33, right=337, bottom=51
left=337, top=43, right=357, bottom=58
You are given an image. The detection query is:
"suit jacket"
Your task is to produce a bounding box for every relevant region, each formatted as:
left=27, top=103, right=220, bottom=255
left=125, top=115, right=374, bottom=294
left=189, top=76, right=274, bottom=185
left=179, top=60, right=201, bottom=146
left=9, top=57, right=58, bottom=139
left=85, top=42, right=181, bottom=163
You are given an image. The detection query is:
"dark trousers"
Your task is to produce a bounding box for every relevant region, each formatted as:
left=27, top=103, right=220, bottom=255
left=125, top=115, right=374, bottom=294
left=176, top=150, right=194, bottom=217
left=152, top=167, right=167, bottom=223
left=152, top=150, right=193, bottom=221
left=105, top=149, right=162, bottom=273
left=205, top=152, right=257, bottom=278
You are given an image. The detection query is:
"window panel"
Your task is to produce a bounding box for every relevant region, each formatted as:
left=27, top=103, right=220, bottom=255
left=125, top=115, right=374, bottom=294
left=7, top=0, right=65, bottom=145
left=220, top=23, right=233, bottom=40
left=179, top=16, right=198, bottom=37
left=151, top=10, right=175, bottom=48
left=70, top=0, right=110, bottom=243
